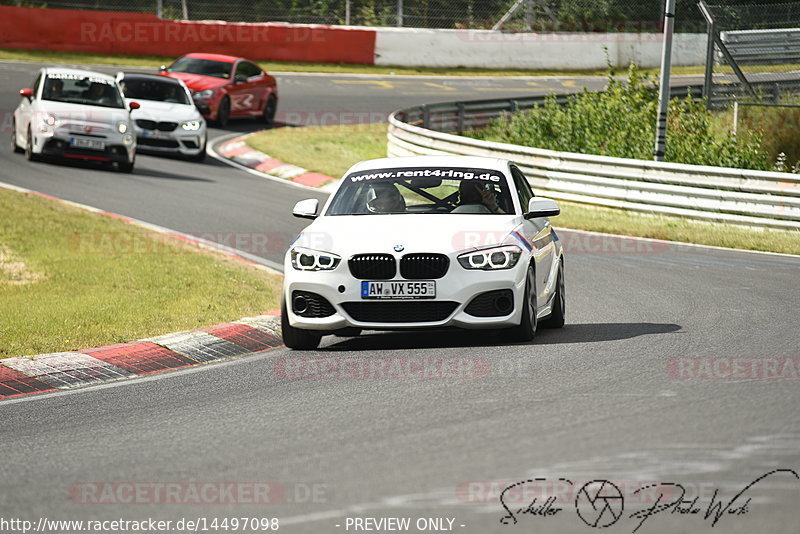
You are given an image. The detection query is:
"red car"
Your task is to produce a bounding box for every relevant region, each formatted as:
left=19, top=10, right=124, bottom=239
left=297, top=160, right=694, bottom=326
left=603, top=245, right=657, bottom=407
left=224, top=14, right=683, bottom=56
left=160, top=53, right=278, bottom=128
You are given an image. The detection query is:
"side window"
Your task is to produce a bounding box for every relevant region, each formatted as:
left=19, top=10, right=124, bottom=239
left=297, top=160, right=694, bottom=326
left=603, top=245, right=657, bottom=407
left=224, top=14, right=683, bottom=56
left=510, top=165, right=534, bottom=212
left=244, top=61, right=262, bottom=78
left=236, top=61, right=261, bottom=80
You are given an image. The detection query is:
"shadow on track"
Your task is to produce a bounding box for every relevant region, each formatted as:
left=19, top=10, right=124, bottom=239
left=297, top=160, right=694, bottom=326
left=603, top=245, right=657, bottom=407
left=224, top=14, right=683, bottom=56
left=322, top=322, right=682, bottom=351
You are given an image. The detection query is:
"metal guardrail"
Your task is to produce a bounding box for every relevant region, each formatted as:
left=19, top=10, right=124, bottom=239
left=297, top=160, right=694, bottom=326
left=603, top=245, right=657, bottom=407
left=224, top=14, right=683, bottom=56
left=721, top=29, right=800, bottom=65
left=388, top=90, right=800, bottom=230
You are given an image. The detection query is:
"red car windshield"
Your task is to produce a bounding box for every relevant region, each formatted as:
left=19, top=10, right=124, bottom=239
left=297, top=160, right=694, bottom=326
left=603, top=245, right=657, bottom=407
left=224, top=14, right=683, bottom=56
left=168, top=58, right=232, bottom=79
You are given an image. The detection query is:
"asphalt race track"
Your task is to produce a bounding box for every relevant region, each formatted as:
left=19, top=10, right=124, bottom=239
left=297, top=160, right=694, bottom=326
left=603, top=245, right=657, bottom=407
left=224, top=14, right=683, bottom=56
left=1, top=60, right=799, bottom=534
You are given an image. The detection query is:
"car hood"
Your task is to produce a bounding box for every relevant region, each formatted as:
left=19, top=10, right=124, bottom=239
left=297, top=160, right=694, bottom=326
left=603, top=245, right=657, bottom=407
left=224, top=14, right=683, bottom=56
left=37, top=100, right=129, bottom=124
left=162, top=72, right=228, bottom=92
left=295, top=214, right=524, bottom=257
left=126, top=100, right=201, bottom=121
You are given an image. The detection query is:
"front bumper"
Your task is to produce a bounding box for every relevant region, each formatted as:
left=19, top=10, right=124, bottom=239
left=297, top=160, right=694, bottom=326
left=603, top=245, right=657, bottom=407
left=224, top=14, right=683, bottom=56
left=134, top=128, right=205, bottom=155
left=39, top=135, right=134, bottom=163
left=283, top=262, right=528, bottom=332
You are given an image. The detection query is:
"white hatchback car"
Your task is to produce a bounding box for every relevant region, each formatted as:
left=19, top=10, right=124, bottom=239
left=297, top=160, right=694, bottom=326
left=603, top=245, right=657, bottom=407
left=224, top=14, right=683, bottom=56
left=11, top=68, right=137, bottom=172
left=118, top=73, right=207, bottom=161
left=282, top=155, right=566, bottom=349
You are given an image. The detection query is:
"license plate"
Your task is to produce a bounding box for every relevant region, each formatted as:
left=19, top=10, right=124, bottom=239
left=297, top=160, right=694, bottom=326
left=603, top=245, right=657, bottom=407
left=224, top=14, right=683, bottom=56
left=70, top=137, right=105, bottom=150
left=361, top=280, right=436, bottom=299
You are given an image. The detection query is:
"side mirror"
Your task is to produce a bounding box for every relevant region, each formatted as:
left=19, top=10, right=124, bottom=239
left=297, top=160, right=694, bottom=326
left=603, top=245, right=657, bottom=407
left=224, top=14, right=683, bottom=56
left=19, top=88, right=33, bottom=99
left=234, top=75, right=248, bottom=84
left=293, top=199, right=319, bottom=220
left=525, top=197, right=560, bottom=219
left=129, top=101, right=140, bottom=110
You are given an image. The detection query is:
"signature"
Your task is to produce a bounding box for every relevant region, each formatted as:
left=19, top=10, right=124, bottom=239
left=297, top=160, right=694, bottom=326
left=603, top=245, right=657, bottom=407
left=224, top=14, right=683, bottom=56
left=498, top=469, right=799, bottom=532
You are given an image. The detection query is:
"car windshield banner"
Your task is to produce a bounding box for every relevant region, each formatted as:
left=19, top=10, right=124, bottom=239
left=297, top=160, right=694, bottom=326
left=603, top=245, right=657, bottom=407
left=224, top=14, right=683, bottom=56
left=346, top=167, right=505, bottom=183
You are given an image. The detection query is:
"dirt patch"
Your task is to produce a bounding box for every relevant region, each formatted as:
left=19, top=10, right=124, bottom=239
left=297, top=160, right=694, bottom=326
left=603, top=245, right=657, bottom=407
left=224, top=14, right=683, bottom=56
left=0, top=244, right=46, bottom=285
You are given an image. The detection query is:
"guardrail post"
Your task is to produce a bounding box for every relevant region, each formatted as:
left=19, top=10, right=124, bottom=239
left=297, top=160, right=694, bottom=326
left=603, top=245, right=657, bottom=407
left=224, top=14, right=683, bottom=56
left=422, top=105, right=430, bottom=130
left=510, top=100, right=519, bottom=113
left=457, top=103, right=465, bottom=135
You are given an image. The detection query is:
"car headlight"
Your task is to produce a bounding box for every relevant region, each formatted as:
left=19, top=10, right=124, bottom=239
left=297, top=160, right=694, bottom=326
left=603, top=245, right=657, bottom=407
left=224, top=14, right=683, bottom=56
left=39, top=114, right=58, bottom=132
left=290, top=247, right=341, bottom=271
left=458, top=245, right=522, bottom=271
left=117, top=121, right=128, bottom=134
left=181, top=120, right=201, bottom=131
left=194, top=89, right=215, bottom=99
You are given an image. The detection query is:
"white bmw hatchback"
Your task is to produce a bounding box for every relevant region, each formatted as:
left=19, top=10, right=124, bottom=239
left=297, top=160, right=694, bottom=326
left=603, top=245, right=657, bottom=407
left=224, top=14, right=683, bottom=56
left=282, top=155, right=566, bottom=349
left=118, top=73, right=207, bottom=161
left=11, top=68, right=137, bottom=172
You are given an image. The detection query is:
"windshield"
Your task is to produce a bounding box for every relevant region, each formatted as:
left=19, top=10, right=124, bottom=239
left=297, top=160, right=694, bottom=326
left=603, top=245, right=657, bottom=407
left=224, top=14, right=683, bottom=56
left=326, top=167, right=514, bottom=216
left=167, top=58, right=232, bottom=79
left=120, top=78, right=191, bottom=105
left=42, top=74, right=125, bottom=109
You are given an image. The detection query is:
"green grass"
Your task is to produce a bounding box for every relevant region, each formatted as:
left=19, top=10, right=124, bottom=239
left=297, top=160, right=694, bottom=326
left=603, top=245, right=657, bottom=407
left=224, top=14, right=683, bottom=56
left=0, top=47, right=705, bottom=77
left=555, top=201, right=800, bottom=255
left=246, top=123, right=387, bottom=178
left=0, top=187, right=282, bottom=358
left=245, top=123, right=799, bottom=255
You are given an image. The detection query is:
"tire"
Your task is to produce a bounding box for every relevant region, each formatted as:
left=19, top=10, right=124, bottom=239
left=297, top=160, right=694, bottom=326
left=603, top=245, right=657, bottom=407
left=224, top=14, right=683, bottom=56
left=281, top=298, right=322, bottom=350
left=215, top=96, right=231, bottom=128
left=25, top=128, right=39, bottom=162
left=542, top=258, right=565, bottom=329
left=261, top=94, right=277, bottom=127
left=509, top=264, right=537, bottom=342
left=11, top=119, right=22, bottom=153
left=117, top=157, right=135, bottom=173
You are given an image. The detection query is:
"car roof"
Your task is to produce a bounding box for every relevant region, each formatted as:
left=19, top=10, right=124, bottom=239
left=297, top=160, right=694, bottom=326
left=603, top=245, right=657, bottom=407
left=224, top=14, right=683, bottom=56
left=184, top=52, right=240, bottom=63
left=43, top=67, right=116, bottom=82
left=345, top=155, right=511, bottom=174
left=120, top=72, right=182, bottom=84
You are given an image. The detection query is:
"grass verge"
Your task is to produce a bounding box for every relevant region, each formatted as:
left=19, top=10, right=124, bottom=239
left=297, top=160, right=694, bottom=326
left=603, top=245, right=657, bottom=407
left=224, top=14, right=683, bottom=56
left=0, top=47, right=706, bottom=77
left=0, top=187, right=282, bottom=358
left=244, top=123, right=800, bottom=255
left=245, top=123, right=387, bottom=178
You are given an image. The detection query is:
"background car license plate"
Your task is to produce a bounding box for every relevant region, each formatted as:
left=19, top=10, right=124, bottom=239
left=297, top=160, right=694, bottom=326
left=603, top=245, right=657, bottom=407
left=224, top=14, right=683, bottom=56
left=361, top=281, right=436, bottom=299
left=70, top=137, right=105, bottom=150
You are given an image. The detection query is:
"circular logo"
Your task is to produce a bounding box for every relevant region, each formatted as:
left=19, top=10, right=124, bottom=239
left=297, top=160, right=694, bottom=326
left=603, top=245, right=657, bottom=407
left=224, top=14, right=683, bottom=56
left=575, top=480, right=624, bottom=528
left=393, top=244, right=404, bottom=252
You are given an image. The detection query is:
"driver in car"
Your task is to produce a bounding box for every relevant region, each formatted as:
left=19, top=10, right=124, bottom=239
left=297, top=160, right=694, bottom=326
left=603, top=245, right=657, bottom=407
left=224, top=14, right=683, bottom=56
left=367, top=183, right=406, bottom=213
left=84, top=82, right=112, bottom=105
left=458, top=181, right=504, bottom=213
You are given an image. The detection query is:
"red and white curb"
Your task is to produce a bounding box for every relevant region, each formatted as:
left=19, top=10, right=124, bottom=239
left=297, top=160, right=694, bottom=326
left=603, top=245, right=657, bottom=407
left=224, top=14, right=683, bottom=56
left=214, top=135, right=339, bottom=191
left=0, top=314, right=283, bottom=401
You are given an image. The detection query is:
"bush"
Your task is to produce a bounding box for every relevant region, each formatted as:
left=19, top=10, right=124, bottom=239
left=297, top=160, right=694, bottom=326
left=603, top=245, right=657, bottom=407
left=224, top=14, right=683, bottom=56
left=474, top=64, right=771, bottom=171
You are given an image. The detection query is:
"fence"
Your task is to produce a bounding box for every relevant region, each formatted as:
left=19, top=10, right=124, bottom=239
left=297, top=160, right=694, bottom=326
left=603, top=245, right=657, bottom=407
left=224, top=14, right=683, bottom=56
left=3, top=0, right=716, bottom=30
left=387, top=93, right=800, bottom=230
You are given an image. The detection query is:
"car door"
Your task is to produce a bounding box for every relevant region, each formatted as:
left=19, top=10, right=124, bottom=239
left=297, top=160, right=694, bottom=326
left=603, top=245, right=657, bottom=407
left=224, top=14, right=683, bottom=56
left=511, top=164, right=555, bottom=310
left=229, top=60, right=260, bottom=115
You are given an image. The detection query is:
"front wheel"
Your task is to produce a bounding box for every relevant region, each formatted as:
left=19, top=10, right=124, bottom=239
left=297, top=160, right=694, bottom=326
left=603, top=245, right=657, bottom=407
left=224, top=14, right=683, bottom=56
left=116, top=157, right=135, bottom=173
left=542, top=258, right=565, bottom=329
left=509, top=265, right=537, bottom=342
left=25, top=128, right=39, bottom=161
left=11, top=119, right=22, bottom=153
left=281, top=298, right=322, bottom=350
left=215, top=96, right=231, bottom=128
left=261, top=94, right=277, bottom=127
